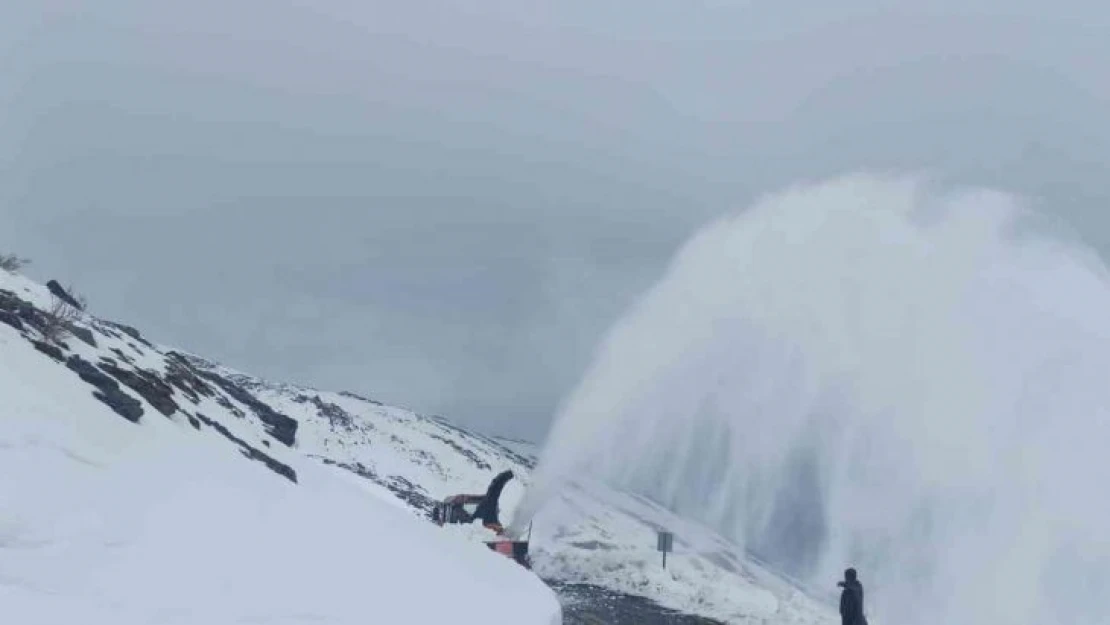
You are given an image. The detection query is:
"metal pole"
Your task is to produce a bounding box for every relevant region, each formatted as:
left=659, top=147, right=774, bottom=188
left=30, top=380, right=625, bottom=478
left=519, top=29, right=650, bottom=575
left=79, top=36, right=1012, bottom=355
left=663, top=550, right=667, bottom=570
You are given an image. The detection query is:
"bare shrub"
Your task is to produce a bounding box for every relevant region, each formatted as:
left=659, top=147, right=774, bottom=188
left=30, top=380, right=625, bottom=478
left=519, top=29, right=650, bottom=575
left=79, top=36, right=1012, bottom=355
left=41, top=296, right=82, bottom=344
left=66, top=284, right=88, bottom=311
left=0, top=253, right=30, bottom=273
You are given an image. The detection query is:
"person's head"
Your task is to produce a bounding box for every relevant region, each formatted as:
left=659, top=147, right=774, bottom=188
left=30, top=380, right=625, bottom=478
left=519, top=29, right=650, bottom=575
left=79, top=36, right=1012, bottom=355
left=844, top=568, right=858, bottom=583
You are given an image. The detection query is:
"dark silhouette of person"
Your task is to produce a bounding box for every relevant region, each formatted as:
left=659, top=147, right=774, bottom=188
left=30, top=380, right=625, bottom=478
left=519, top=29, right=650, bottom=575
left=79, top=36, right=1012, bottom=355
left=472, top=470, right=514, bottom=530
left=838, top=568, right=868, bottom=625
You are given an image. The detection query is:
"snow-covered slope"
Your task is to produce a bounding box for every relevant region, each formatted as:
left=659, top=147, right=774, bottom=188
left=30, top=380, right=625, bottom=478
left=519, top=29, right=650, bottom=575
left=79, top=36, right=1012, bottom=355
left=206, top=365, right=834, bottom=623
left=0, top=269, right=836, bottom=624
left=0, top=271, right=561, bottom=625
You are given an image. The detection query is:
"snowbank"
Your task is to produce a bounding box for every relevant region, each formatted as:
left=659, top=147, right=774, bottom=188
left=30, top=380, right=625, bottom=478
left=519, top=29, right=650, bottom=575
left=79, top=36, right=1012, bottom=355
left=0, top=305, right=561, bottom=625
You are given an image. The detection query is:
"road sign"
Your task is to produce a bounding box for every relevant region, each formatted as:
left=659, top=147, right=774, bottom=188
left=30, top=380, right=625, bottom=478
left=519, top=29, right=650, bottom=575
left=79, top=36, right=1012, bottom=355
left=657, top=531, right=674, bottom=569
left=657, top=531, right=673, bottom=552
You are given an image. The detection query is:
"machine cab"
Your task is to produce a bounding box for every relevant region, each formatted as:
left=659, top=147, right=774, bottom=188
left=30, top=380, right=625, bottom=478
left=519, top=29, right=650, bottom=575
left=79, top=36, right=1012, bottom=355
left=431, top=494, right=484, bottom=525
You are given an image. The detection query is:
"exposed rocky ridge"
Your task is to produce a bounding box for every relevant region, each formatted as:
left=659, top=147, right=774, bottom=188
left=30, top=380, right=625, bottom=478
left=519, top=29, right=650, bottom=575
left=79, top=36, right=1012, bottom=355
left=192, top=368, right=298, bottom=447
left=66, top=355, right=145, bottom=423
left=194, top=412, right=298, bottom=484
left=0, top=284, right=299, bottom=483
left=2, top=279, right=530, bottom=508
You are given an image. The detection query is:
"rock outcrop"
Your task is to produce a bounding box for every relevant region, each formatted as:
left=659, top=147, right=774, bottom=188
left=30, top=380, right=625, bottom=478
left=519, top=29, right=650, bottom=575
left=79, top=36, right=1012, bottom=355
left=66, top=355, right=144, bottom=423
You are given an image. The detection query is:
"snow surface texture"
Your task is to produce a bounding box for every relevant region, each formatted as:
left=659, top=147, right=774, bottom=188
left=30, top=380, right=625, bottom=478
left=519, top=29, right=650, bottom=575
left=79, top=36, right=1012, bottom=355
left=520, top=174, right=1110, bottom=625
left=0, top=269, right=835, bottom=624
left=229, top=357, right=835, bottom=623
left=527, top=479, right=832, bottom=625
left=0, top=271, right=561, bottom=625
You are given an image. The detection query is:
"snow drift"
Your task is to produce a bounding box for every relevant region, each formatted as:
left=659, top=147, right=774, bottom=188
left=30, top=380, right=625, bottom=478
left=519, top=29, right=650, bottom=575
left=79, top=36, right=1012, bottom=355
left=0, top=273, right=561, bottom=625
left=521, top=174, right=1110, bottom=625
left=0, top=261, right=837, bottom=624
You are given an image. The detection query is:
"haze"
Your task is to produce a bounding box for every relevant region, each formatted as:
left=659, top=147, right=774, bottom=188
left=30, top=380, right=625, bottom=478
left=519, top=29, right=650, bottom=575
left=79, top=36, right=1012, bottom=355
left=2, top=0, right=1108, bottom=438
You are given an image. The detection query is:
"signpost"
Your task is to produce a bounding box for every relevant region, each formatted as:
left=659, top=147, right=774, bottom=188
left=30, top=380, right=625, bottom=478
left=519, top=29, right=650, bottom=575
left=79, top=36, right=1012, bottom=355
left=657, top=530, right=674, bottom=570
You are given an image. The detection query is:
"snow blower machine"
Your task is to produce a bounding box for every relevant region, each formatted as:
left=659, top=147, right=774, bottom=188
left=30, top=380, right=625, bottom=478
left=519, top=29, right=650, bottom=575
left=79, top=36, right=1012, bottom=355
left=431, top=469, right=531, bottom=569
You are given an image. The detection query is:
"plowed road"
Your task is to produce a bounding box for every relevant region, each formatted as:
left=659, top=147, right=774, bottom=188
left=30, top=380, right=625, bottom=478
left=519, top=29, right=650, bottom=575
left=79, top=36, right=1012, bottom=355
left=550, top=582, right=725, bottom=625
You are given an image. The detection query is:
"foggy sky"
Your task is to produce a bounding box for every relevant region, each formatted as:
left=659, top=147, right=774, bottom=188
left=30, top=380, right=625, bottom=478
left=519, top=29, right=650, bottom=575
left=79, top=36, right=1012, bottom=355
left=2, top=0, right=1108, bottom=439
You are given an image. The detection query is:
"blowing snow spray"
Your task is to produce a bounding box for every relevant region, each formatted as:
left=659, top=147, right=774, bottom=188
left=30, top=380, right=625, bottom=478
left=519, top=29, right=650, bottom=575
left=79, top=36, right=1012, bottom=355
left=514, top=173, right=1110, bottom=625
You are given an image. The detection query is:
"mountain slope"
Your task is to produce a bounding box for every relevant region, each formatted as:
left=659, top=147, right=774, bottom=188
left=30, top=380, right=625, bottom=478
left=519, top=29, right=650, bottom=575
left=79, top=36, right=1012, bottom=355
left=0, top=271, right=561, bottom=625
left=196, top=360, right=834, bottom=623
left=0, top=269, right=835, bottom=624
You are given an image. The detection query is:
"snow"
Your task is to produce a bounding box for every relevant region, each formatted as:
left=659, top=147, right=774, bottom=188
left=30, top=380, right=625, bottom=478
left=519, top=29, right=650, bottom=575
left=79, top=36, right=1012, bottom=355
left=1, top=268, right=836, bottom=624
left=248, top=382, right=836, bottom=624
left=206, top=359, right=838, bottom=624
left=0, top=278, right=561, bottom=625
left=525, top=482, right=833, bottom=624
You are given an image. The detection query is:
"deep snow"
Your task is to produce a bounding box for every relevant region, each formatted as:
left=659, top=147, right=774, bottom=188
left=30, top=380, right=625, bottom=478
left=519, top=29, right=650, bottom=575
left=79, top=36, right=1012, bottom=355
left=237, top=365, right=836, bottom=624
left=0, top=271, right=561, bottom=625
left=0, top=267, right=837, bottom=624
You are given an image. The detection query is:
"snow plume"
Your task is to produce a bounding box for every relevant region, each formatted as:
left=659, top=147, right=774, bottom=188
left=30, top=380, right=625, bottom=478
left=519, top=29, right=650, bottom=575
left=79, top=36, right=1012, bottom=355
left=517, top=174, right=1110, bottom=625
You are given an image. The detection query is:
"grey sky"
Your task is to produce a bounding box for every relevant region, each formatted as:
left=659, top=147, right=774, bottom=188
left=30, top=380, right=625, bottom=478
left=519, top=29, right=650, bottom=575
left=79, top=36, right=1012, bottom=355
left=2, top=1, right=1108, bottom=439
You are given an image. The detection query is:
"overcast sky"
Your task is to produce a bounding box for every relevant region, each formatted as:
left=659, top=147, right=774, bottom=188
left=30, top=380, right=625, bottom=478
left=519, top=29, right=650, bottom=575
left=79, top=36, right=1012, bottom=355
left=2, top=0, right=1108, bottom=439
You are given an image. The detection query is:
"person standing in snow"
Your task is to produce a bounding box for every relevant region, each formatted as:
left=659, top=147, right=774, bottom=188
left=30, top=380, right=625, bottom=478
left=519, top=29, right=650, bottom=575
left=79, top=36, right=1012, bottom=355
left=838, top=568, right=868, bottom=625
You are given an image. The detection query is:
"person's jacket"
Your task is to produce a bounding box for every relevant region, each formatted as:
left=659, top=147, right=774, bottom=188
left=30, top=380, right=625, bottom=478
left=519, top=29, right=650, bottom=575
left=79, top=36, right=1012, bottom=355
left=838, top=580, right=867, bottom=625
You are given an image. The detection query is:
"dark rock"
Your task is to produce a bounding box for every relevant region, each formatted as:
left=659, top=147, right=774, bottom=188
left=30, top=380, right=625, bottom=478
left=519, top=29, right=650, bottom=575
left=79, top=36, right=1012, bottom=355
left=195, top=370, right=298, bottom=447
left=114, top=323, right=141, bottom=340
left=167, top=382, right=198, bottom=406
left=32, top=340, right=65, bottom=362
left=310, top=395, right=353, bottom=430
left=316, top=457, right=437, bottom=512
left=99, top=361, right=179, bottom=417
left=7, top=297, right=46, bottom=335
left=434, top=417, right=536, bottom=469
left=0, top=310, right=23, bottom=331
left=427, top=432, right=491, bottom=470
left=193, top=412, right=297, bottom=483
left=164, top=353, right=217, bottom=404
left=17, top=306, right=40, bottom=328
left=339, top=390, right=382, bottom=406
left=14, top=301, right=46, bottom=332
left=46, top=280, right=84, bottom=310
left=186, top=413, right=201, bottom=430
left=241, top=446, right=297, bottom=483
left=67, top=323, right=97, bottom=347
left=110, top=348, right=135, bottom=364
left=213, top=394, right=245, bottom=418
left=0, top=290, right=44, bottom=334
left=92, top=389, right=144, bottom=423
left=66, top=355, right=144, bottom=423
left=106, top=321, right=154, bottom=348
left=66, top=355, right=115, bottom=388
left=0, top=290, right=99, bottom=366
left=0, top=289, right=18, bottom=312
